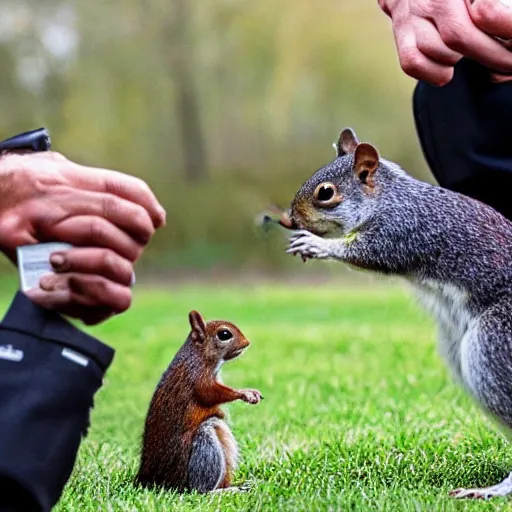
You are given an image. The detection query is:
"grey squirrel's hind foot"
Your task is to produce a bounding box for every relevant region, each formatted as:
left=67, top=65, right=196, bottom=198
left=450, top=472, right=512, bottom=499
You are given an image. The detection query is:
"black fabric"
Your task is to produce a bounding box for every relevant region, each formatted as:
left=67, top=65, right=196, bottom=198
left=413, top=58, right=512, bottom=221
left=0, top=292, right=115, bottom=511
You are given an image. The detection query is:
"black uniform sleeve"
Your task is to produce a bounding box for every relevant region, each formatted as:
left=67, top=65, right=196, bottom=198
left=413, top=58, right=512, bottom=222
left=0, top=292, right=115, bottom=512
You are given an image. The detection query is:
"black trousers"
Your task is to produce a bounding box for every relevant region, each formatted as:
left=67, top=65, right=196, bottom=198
left=0, top=292, right=114, bottom=511
left=414, top=58, right=512, bottom=221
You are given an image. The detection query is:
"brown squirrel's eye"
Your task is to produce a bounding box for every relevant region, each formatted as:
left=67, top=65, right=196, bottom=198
left=217, top=329, right=233, bottom=342
left=313, top=182, right=340, bottom=207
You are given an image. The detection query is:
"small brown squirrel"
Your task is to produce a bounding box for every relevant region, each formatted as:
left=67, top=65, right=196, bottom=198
left=135, top=310, right=263, bottom=493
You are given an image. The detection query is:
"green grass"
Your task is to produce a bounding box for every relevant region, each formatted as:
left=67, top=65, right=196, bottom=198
left=11, top=281, right=511, bottom=511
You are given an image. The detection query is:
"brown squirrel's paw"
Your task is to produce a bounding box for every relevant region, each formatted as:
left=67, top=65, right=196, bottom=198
left=239, top=389, right=263, bottom=404
left=286, top=230, right=331, bottom=260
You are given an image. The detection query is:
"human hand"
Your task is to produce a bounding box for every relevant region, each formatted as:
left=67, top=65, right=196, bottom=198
left=469, top=0, right=512, bottom=82
left=0, top=151, right=166, bottom=264
left=378, top=0, right=512, bottom=85
left=25, top=247, right=135, bottom=325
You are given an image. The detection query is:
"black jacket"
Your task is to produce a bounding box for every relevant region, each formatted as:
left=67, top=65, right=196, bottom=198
left=0, top=292, right=114, bottom=511
left=414, top=58, right=512, bottom=222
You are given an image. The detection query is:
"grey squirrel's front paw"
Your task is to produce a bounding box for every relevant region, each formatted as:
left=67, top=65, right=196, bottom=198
left=286, top=230, right=331, bottom=261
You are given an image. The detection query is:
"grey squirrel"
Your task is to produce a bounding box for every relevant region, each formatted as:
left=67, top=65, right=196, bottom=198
left=283, top=127, right=512, bottom=500
left=135, top=310, right=262, bottom=493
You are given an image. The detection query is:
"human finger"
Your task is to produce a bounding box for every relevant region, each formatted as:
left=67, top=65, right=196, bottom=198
left=44, top=216, right=144, bottom=262
left=49, top=248, right=134, bottom=286
left=33, top=189, right=155, bottom=245
left=31, top=273, right=132, bottom=317
left=490, top=72, right=512, bottom=82
left=394, top=25, right=456, bottom=85
left=470, top=0, right=512, bottom=39
left=25, top=286, right=114, bottom=325
left=438, top=4, right=512, bottom=73
left=68, top=274, right=132, bottom=314
left=414, top=18, right=464, bottom=66
left=59, top=161, right=166, bottom=229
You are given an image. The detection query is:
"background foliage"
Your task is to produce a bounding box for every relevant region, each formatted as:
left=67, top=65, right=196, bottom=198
left=0, top=0, right=431, bottom=276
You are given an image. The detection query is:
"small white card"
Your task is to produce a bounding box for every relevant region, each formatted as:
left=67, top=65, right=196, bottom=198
left=17, top=243, right=72, bottom=292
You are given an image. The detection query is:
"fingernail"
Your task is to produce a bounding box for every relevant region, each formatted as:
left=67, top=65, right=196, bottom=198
left=50, top=253, right=66, bottom=270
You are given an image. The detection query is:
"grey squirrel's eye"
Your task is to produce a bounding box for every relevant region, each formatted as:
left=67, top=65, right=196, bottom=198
left=313, top=182, right=341, bottom=207
left=217, top=329, right=233, bottom=342
left=317, top=185, right=334, bottom=201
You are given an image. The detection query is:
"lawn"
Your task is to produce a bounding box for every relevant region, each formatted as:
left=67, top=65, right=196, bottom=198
left=15, top=280, right=511, bottom=511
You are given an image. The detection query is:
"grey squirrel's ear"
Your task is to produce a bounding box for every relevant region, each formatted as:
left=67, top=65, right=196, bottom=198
left=353, top=143, right=379, bottom=186
left=189, top=310, right=206, bottom=344
left=334, top=127, right=359, bottom=157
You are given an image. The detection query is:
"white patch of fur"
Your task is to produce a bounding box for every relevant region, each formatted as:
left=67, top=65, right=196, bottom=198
left=214, top=359, right=224, bottom=377
left=459, top=319, right=482, bottom=395
left=409, top=278, right=472, bottom=381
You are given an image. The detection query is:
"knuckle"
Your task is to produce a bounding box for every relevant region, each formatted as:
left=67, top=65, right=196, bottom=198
left=89, top=218, right=105, bottom=241
left=470, top=1, right=494, bottom=28
left=101, top=249, right=118, bottom=272
left=121, top=260, right=134, bottom=284
left=0, top=211, right=22, bottom=235
left=435, top=74, right=453, bottom=87
left=102, top=195, right=116, bottom=217
left=127, top=243, right=144, bottom=262
left=440, top=25, right=465, bottom=49
left=87, top=277, right=111, bottom=303
left=400, top=52, right=423, bottom=76
left=470, top=6, right=485, bottom=27
left=96, top=278, right=132, bottom=312
left=134, top=209, right=154, bottom=242
left=135, top=177, right=152, bottom=195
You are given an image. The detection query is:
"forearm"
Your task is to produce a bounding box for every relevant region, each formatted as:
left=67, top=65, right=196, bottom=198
left=0, top=292, right=114, bottom=511
left=195, top=381, right=242, bottom=407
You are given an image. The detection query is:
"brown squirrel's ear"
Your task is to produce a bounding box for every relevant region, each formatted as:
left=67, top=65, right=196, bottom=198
left=189, top=310, right=206, bottom=344
left=353, top=142, right=379, bottom=186
left=334, top=127, right=359, bottom=157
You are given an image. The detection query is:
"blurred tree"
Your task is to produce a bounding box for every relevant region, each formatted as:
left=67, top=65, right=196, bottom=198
left=164, top=0, right=207, bottom=182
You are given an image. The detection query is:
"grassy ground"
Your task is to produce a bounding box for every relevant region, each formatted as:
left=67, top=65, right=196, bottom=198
left=16, top=280, right=511, bottom=511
